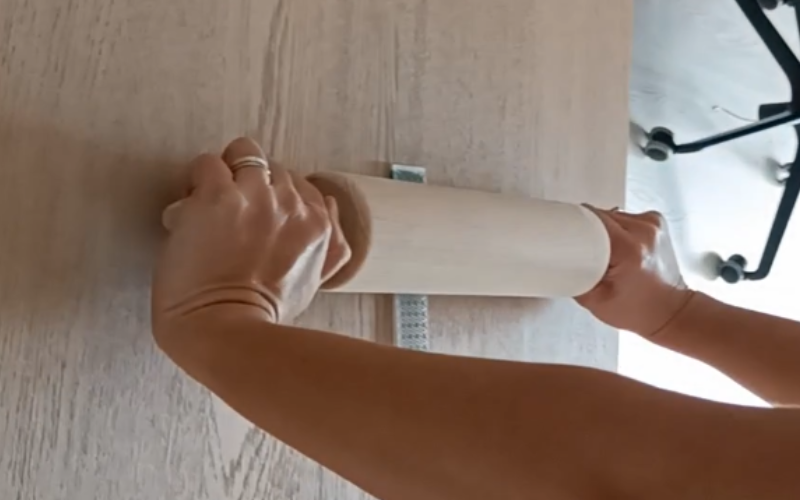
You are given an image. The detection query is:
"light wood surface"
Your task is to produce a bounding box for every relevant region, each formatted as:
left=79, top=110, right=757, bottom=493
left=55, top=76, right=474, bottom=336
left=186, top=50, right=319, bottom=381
left=308, top=172, right=611, bottom=297
left=0, top=0, right=632, bottom=498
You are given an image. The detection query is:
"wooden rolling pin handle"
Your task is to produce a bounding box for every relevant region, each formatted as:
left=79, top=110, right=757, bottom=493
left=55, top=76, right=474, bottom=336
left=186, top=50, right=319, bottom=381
left=306, top=172, right=374, bottom=290
left=306, top=171, right=611, bottom=298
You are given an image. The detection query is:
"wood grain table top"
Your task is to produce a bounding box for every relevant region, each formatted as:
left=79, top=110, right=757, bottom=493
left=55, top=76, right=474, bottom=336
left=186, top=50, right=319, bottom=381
left=0, top=1, right=632, bottom=498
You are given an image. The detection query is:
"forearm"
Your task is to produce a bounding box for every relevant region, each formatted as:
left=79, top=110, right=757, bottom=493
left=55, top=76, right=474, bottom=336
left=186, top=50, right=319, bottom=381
left=155, top=306, right=800, bottom=500
left=653, top=292, right=800, bottom=406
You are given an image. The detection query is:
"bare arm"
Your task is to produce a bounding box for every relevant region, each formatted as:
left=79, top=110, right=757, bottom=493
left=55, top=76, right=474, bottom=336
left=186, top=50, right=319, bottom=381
left=157, top=304, right=800, bottom=500
left=653, top=292, right=800, bottom=406
left=577, top=208, right=800, bottom=407
left=154, top=142, right=800, bottom=500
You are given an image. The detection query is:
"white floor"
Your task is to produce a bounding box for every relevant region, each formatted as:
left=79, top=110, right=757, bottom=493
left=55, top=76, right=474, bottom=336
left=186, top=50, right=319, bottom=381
left=620, top=0, right=800, bottom=407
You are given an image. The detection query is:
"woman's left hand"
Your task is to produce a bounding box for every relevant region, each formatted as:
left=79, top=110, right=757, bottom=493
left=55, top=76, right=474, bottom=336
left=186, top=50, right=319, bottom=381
left=152, top=137, right=351, bottom=337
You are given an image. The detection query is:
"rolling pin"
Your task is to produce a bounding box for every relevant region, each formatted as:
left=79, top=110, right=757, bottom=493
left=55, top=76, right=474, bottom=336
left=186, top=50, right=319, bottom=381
left=307, top=172, right=610, bottom=298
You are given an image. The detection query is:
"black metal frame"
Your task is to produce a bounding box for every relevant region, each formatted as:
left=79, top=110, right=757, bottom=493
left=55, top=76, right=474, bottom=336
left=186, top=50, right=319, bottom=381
left=660, top=0, right=800, bottom=282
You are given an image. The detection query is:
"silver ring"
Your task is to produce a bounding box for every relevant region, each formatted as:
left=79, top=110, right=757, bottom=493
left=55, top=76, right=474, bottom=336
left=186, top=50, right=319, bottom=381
left=229, top=156, right=270, bottom=173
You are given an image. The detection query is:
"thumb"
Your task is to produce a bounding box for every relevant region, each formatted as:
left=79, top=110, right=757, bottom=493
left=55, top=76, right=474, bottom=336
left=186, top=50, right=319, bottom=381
left=162, top=199, right=186, bottom=232
left=582, top=204, right=625, bottom=238
left=581, top=204, right=631, bottom=269
left=321, top=196, right=352, bottom=283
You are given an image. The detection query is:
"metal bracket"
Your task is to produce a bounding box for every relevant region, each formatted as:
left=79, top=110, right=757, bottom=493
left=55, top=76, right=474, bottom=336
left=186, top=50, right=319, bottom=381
left=390, top=165, right=431, bottom=351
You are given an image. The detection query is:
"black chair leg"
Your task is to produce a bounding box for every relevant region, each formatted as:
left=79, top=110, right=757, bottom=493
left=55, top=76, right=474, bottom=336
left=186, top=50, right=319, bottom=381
left=642, top=109, right=800, bottom=160
left=642, top=0, right=800, bottom=284
left=719, top=126, right=800, bottom=283
left=737, top=0, right=800, bottom=86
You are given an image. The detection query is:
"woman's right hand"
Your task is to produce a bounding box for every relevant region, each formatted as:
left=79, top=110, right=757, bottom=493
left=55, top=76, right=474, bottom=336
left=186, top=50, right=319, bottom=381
left=575, top=208, right=695, bottom=337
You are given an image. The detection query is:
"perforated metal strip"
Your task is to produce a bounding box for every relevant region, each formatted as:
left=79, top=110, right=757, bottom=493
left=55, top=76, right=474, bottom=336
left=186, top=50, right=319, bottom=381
left=390, top=165, right=430, bottom=352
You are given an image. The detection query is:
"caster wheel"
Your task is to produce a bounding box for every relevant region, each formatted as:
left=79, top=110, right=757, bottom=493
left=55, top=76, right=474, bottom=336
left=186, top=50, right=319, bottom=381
left=643, top=127, right=675, bottom=162
left=719, top=254, right=748, bottom=284
left=776, top=163, right=793, bottom=184
left=758, top=0, right=783, bottom=10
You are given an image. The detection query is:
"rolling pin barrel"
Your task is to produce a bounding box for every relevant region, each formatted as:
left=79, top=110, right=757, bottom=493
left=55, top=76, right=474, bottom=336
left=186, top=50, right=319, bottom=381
left=307, top=172, right=610, bottom=298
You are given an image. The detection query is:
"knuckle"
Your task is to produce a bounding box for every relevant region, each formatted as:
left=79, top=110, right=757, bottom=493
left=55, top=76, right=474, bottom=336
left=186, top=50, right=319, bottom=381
left=339, top=241, right=353, bottom=262
left=641, top=224, right=659, bottom=243
left=643, top=210, right=665, bottom=226
left=195, top=153, right=220, bottom=164
left=636, top=242, right=649, bottom=259
left=216, top=189, right=248, bottom=211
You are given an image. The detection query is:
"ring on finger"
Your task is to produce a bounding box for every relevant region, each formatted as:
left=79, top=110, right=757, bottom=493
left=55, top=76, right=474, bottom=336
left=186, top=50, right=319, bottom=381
left=229, top=156, right=271, bottom=182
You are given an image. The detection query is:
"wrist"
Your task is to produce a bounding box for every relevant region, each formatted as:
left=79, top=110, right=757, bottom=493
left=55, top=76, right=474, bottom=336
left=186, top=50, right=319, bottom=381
left=155, top=284, right=278, bottom=326
left=154, top=300, right=276, bottom=343
left=153, top=302, right=277, bottom=363
left=637, top=285, right=696, bottom=338
left=649, top=289, right=706, bottom=342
